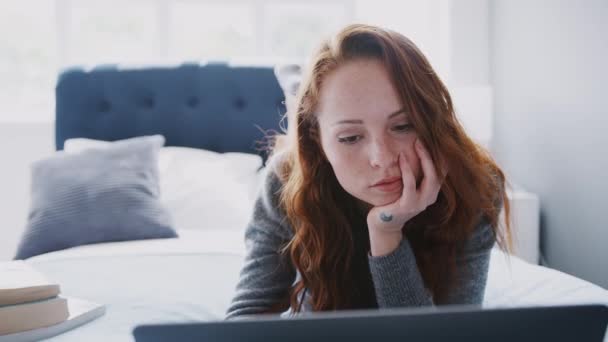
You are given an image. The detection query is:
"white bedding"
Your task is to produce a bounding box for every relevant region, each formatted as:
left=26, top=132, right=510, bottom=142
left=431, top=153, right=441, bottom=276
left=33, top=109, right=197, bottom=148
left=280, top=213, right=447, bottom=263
left=27, top=230, right=247, bottom=342
left=25, top=228, right=608, bottom=341
left=30, top=228, right=608, bottom=309
left=21, top=145, right=607, bottom=340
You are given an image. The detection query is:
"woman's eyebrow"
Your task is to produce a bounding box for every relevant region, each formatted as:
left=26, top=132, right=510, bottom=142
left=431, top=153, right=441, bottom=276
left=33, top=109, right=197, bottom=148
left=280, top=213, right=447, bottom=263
left=332, top=107, right=408, bottom=126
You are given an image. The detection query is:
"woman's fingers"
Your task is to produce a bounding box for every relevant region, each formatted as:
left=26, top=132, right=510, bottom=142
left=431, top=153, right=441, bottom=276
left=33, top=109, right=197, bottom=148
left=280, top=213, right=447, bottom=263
left=368, top=144, right=444, bottom=232
left=398, top=152, right=416, bottom=200
left=414, top=139, right=442, bottom=206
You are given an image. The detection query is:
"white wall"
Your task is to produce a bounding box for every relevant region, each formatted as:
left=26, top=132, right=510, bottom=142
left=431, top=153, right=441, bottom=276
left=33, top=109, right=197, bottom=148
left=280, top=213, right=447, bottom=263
left=491, top=0, right=608, bottom=288
left=0, top=123, right=54, bottom=260
left=434, top=0, right=608, bottom=286
left=450, top=0, right=490, bottom=86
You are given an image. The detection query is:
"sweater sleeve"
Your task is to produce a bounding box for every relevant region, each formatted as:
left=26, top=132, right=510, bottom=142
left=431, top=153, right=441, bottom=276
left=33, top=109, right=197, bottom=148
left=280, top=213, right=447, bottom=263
left=367, top=218, right=496, bottom=308
left=441, top=219, right=496, bottom=305
left=225, top=159, right=296, bottom=320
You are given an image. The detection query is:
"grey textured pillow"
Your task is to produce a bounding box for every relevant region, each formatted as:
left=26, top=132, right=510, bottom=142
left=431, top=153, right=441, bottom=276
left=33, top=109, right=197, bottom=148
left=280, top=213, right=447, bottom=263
left=14, top=135, right=176, bottom=260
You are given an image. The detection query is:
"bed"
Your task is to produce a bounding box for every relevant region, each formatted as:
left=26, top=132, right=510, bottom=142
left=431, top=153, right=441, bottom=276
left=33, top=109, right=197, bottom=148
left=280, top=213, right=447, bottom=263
left=19, top=63, right=608, bottom=341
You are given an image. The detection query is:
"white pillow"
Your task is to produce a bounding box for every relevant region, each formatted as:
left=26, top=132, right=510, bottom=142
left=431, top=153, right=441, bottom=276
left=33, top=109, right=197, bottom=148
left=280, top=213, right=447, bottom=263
left=64, top=137, right=263, bottom=231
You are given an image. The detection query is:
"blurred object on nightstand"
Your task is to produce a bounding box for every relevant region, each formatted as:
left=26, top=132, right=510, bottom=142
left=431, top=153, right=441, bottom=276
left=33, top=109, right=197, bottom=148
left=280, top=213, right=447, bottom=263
left=502, top=186, right=541, bottom=264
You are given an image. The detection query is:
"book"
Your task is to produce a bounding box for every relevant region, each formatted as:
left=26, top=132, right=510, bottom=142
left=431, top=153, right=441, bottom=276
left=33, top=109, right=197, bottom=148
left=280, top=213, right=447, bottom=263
left=0, top=297, right=105, bottom=342
left=0, top=261, right=60, bottom=306
left=0, top=296, right=69, bottom=335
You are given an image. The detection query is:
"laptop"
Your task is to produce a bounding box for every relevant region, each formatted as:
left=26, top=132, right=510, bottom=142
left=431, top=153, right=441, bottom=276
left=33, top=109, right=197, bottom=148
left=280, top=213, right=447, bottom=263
left=133, top=304, right=608, bottom=342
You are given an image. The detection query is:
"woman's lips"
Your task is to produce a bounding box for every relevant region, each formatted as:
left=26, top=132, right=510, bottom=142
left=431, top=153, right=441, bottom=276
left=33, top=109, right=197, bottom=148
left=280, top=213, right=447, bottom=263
left=372, top=178, right=402, bottom=192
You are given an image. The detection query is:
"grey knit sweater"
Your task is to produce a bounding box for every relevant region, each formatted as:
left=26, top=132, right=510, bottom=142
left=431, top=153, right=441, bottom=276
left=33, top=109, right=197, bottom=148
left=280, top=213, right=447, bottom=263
left=225, top=154, right=496, bottom=319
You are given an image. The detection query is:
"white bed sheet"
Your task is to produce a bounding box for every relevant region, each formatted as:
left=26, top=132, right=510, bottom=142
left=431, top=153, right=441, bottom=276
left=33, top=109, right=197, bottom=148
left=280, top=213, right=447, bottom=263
left=27, top=229, right=608, bottom=341
left=30, top=229, right=608, bottom=307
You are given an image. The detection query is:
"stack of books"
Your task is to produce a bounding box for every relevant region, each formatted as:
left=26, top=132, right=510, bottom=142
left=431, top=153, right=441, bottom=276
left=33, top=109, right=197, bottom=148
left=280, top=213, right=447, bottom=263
left=0, top=261, right=105, bottom=341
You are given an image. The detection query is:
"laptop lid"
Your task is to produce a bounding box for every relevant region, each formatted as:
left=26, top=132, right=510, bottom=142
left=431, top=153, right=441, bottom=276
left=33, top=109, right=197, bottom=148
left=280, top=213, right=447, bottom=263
left=133, top=304, right=608, bottom=342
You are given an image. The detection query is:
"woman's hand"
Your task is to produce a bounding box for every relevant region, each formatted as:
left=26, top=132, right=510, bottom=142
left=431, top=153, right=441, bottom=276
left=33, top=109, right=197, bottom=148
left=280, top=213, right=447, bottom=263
left=367, top=139, right=447, bottom=239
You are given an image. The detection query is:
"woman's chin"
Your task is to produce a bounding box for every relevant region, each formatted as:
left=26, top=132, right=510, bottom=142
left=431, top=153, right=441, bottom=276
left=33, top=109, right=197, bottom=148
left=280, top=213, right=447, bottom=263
left=368, top=193, right=400, bottom=207
left=351, top=191, right=401, bottom=211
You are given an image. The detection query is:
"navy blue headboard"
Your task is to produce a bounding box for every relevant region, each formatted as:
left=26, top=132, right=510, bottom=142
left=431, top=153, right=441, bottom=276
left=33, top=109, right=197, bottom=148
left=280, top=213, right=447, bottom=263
left=55, top=63, right=287, bottom=160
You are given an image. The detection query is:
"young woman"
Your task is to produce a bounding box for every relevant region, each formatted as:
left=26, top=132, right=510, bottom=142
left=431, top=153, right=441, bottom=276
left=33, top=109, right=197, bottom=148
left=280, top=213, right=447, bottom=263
left=226, top=24, right=511, bottom=318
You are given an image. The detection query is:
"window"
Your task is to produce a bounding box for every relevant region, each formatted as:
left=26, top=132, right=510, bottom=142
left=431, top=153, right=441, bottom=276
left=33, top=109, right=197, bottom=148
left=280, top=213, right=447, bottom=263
left=67, top=0, right=158, bottom=66
left=0, top=0, right=353, bottom=122
left=0, top=1, right=56, bottom=122
left=168, top=3, right=256, bottom=62
left=265, top=3, right=350, bottom=59
left=1, top=0, right=457, bottom=123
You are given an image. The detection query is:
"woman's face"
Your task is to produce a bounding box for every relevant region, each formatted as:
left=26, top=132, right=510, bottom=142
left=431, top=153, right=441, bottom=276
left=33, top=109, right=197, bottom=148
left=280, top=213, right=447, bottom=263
left=317, top=59, right=422, bottom=207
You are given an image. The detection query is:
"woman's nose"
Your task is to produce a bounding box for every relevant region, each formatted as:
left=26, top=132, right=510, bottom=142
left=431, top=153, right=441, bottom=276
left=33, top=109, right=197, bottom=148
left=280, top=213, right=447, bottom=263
left=369, top=139, right=397, bottom=169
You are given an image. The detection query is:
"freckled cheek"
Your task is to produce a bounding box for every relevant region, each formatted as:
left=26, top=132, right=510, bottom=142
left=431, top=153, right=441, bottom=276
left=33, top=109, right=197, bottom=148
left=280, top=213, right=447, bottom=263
left=331, top=163, right=358, bottom=194
left=327, top=149, right=367, bottom=191
left=344, top=153, right=370, bottom=191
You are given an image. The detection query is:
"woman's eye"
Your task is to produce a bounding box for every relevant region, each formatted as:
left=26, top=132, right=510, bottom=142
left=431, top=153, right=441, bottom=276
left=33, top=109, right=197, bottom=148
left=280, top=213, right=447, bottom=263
left=338, top=135, right=362, bottom=144
left=393, top=124, right=413, bottom=132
